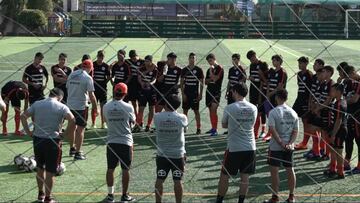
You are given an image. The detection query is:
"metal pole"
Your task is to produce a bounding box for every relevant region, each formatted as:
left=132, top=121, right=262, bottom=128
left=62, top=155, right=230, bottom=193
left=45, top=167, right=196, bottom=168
left=345, top=10, right=349, bottom=39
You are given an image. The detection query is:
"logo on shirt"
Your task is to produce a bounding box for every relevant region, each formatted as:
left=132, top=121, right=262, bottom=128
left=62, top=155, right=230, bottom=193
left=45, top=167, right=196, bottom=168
left=137, top=62, right=141, bottom=66
left=303, top=76, right=306, bottom=81
left=39, top=69, right=43, bottom=73
left=102, top=67, right=105, bottom=71
left=174, top=70, right=178, bottom=74
left=120, top=67, right=124, bottom=71
left=193, top=70, right=197, bottom=74
left=149, top=71, right=153, bottom=75
left=275, top=73, right=278, bottom=77
left=236, top=71, right=239, bottom=75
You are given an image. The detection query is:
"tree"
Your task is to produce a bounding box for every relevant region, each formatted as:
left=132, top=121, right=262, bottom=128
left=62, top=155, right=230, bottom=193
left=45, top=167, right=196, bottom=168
left=17, top=9, right=47, bottom=31
left=27, top=0, right=54, bottom=14
left=0, top=0, right=26, bottom=32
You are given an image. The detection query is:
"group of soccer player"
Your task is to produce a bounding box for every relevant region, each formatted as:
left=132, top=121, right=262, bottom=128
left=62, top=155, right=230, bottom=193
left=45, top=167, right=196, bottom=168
left=0, top=48, right=359, bottom=203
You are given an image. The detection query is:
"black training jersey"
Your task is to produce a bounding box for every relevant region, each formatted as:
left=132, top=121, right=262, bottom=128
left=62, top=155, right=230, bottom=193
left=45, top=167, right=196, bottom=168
left=111, top=62, right=131, bottom=84
left=206, top=64, right=224, bottom=93
left=51, top=65, right=72, bottom=89
left=340, top=78, right=354, bottom=98
left=126, top=59, right=144, bottom=84
left=23, top=64, right=48, bottom=92
left=328, top=99, right=347, bottom=129
left=155, top=61, right=167, bottom=90
left=249, top=61, right=262, bottom=84
left=296, top=70, right=312, bottom=99
left=347, top=79, right=360, bottom=113
left=318, top=79, right=334, bottom=104
left=163, top=66, right=182, bottom=93
left=267, top=67, right=287, bottom=93
left=1, top=81, right=28, bottom=99
left=138, top=66, right=158, bottom=89
left=310, top=74, right=321, bottom=102
left=181, top=66, right=204, bottom=94
left=92, top=61, right=110, bottom=88
left=228, top=65, right=246, bottom=88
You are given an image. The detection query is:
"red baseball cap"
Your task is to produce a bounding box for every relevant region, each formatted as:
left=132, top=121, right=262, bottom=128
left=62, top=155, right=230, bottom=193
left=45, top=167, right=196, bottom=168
left=82, top=59, right=93, bottom=70
left=114, top=82, right=128, bottom=94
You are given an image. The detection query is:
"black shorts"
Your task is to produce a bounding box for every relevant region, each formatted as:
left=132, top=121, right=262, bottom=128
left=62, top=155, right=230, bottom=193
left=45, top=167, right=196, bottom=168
left=107, top=143, right=133, bottom=170
left=292, top=99, right=309, bottom=118
left=138, top=89, right=156, bottom=107
left=94, top=87, right=107, bottom=105
left=221, top=150, right=256, bottom=176
left=33, top=136, right=62, bottom=174
left=348, top=113, right=360, bottom=139
left=307, top=112, right=325, bottom=129
left=268, top=150, right=294, bottom=168
left=182, top=93, right=200, bottom=110
left=125, top=82, right=139, bottom=102
left=71, top=109, right=88, bottom=127
left=2, top=95, right=21, bottom=108
left=205, top=91, right=220, bottom=107
left=249, top=83, right=261, bottom=105
left=331, top=127, right=347, bottom=149
left=158, top=90, right=179, bottom=106
left=156, top=156, right=185, bottom=181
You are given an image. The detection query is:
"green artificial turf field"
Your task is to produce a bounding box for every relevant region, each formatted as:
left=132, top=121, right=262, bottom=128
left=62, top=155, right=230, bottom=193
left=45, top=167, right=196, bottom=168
left=1, top=37, right=360, bottom=202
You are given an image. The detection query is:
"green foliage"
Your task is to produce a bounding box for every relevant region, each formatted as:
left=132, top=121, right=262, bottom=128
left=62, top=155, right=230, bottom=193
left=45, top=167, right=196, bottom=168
left=17, top=9, right=47, bottom=31
left=0, top=0, right=26, bottom=18
left=27, top=0, right=54, bottom=13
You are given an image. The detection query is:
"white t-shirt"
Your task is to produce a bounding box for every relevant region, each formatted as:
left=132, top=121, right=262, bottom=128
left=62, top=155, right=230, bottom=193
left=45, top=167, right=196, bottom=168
left=154, top=111, right=188, bottom=159
left=66, top=70, right=94, bottom=110
left=268, top=104, right=299, bottom=151
left=222, top=99, right=257, bottom=152
left=103, top=100, right=136, bottom=146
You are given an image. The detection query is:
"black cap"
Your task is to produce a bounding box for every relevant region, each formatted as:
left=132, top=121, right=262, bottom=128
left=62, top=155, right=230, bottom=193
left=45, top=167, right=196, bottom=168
left=129, top=50, right=137, bottom=58
left=297, top=56, right=309, bottom=63
left=167, top=52, right=177, bottom=59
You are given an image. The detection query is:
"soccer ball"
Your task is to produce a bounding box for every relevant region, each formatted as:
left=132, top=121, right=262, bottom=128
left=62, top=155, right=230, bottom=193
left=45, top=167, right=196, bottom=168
left=23, top=157, right=37, bottom=172
left=13, top=154, right=27, bottom=169
left=56, top=162, right=66, bottom=176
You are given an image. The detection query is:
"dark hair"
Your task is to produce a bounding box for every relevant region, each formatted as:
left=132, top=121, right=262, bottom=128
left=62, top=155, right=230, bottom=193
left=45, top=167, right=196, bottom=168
left=97, top=50, right=105, bottom=57
left=297, top=56, right=309, bottom=63
left=275, top=89, right=288, bottom=101
left=232, top=83, right=248, bottom=97
left=16, top=89, right=27, bottom=100
left=145, top=55, right=153, bottom=61
left=118, top=49, right=126, bottom=56
left=49, top=88, right=64, bottom=98
left=189, top=52, right=196, bottom=58
left=332, top=83, right=344, bottom=94
left=271, top=54, right=283, bottom=64
left=323, top=65, right=334, bottom=76
left=232, top=53, right=240, bottom=60
left=167, top=52, right=177, bottom=59
left=59, top=53, right=67, bottom=59
left=129, top=50, right=137, bottom=58
left=315, top=58, right=325, bottom=66
left=165, top=94, right=181, bottom=111
left=246, top=50, right=256, bottom=60
left=344, top=65, right=355, bottom=75
left=35, top=52, right=44, bottom=58
left=82, top=54, right=90, bottom=62
left=206, top=53, right=216, bottom=60
left=336, top=62, right=349, bottom=71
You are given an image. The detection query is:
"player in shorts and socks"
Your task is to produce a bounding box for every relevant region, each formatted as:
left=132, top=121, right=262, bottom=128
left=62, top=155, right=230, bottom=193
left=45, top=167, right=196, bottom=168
left=23, top=52, right=49, bottom=106
left=1, top=81, right=29, bottom=136
left=323, top=83, right=347, bottom=179
left=156, top=52, right=182, bottom=112
left=265, top=89, right=299, bottom=203
left=92, top=50, right=110, bottom=129
left=292, top=57, right=313, bottom=150
left=263, top=55, right=287, bottom=142
left=155, top=60, right=167, bottom=113
left=216, top=83, right=257, bottom=203
left=247, top=50, right=268, bottom=139
left=154, top=94, right=188, bottom=203
left=180, top=53, right=204, bottom=135
left=21, top=88, right=75, bottom=203
left=103, top=83, right=136, bottom=202
left=67, top=59, right=98, bottom=160
left=205, top=53, right=224, bottom=136
left=133, top=55, right=158, bottom=133
left=51, top=53, right=72, bottom=104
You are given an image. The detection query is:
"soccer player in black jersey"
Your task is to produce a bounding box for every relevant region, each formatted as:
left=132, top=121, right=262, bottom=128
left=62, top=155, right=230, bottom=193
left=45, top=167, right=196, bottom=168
left=110, top=50, right=132, bottom=86
left=51, top=53, right=72, bottom=104
left=180, top=53, right=204, bottom=134
left=226, top=53, right=246, bottom=105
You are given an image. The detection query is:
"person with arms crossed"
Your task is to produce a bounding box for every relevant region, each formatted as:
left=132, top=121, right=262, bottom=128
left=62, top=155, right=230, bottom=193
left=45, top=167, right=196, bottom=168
left=51, top=53, right=72, bottom=104
left=154, top=94, right=188, bottom=203
left=265, top=89, right=298, bottom=203
left=103, top=83, right=136, bottom=203
left=216, top=83, right=257, bottom=203
left=67, top=59, right=98, bottom=160
left=1, top=81, right=29, bottom=135
left=110, top=50, right=132, bottom=87
left=20, top=88, right=75, bottom=203
left=180, top=52, right=204, bottom=135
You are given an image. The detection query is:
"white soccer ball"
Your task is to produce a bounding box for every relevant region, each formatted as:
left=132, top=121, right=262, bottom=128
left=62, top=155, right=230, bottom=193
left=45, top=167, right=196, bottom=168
left=14, top=154, right=26, bottom=169
left=23, top=157, right=37, bottom=172
left=56, top=162, right=66, bottom=176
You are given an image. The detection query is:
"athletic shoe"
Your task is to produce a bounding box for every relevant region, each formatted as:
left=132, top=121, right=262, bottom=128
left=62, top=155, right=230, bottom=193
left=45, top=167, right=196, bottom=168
left=350, top=167, right=360, bottom=174
left=336, top=173, right=345, bottom=179
left=285, top=198, right=295, bottom=203
left=14, top=130, right=24, bottom=136
left=121, top=194, right=135, bottom=202
left=323, top=169, right=337, bottom=178
left=132, top=124, right=142, bottom=133
left=91, top=124, right=97, bottom=129
left=37, top=191, right=45, bottom=203
left=205, top=129, right=213, bottom=134
left=306, top=154, right=322, bottom=161
left=145, top=126, right=150, bottom=132
left=303, top=150, right=313, bottom=158
left=263, top=195, right=279, bottom=203
left=2, top=127, right=8, bottom=136
left=105, top=194, right=114, bottom=203
left=344, top=163, right=351, bottom=171
left=196, top=129, right=201, bottom=135
left=294, top=143, right=307, bottom=150
left=259, top=131, right=266, bottom=139
left=69, top=147, right=76, bottom=157
left=210, top=129, right=218, bottom=136
left=223, top=131, right=228, bottom=135
left=44, top=196, right=56, bottom=203
left=320, top=155, right=330, bottom=161
left=101, top=124, right=107, bottom=129
left=74, top=152, right=86, bottom=160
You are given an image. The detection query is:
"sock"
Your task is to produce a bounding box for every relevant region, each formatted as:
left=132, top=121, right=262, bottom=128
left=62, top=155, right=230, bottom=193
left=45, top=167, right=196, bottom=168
left=147, top=117, right=152, bottom=127
left=320, top=139, right=326, bottom=154
left=312, top=135, right=320, bottom=156
left=330, top=159, right=336, bottom=172
left=357, top=162, right=360, bottom=169
left=91, top=108, right=97, bottom=125
left=288, top=194, right=294, bottom=200
left=108, top=186, right=114, bottom=195
left=238, top=195, right=245, bottom=203
left=196, top=121, right=201, bottom=129
left=337, top=162, right=344, bottom=175
left=44, top=196, right=51, bottom=201
left=216, top=195, right=224, bottom=203
left=137, top=111, right=144, bottom=125
left=301, top=131, right=310, bottom=145
left=210, top=112, right=218, bottom=130
left=15, top=110, right=21, bottom=132
left=254, top=115, right=260, bottom=138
